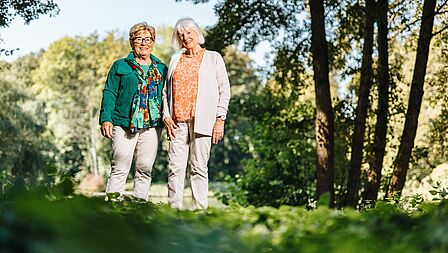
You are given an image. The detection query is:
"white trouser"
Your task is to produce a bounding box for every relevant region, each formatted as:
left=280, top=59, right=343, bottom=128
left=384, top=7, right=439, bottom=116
left=106, top=126, right=161, bottom=200
left=167, top=121, right=211, bottom=209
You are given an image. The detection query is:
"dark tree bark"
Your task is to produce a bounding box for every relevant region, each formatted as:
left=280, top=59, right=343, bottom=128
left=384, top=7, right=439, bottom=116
left=387, top=0, right=437, bottom=198
left=346, top=0, right=376, bottom=208
left=363, top=0, right=390, bottom=203
left=309, top=0, right=335, bottom=206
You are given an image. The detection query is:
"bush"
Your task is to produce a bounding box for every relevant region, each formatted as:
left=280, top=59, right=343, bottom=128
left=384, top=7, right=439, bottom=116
left=220, top=85, right=317, bottom=207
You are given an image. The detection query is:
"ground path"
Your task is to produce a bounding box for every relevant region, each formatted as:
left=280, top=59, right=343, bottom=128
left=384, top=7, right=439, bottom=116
left=83, top=183, right=225, bottom=209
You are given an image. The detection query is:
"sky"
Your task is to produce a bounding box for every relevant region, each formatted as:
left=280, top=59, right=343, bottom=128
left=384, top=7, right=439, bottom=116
left=0, top=0, right=267, bottom=65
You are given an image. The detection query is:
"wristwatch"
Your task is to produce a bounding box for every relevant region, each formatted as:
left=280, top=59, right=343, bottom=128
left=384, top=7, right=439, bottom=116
left=217, top=115, right=226, bottom=121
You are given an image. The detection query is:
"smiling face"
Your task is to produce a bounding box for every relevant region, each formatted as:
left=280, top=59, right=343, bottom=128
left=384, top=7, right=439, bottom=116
left=177, top=29, right=200, bottom=51
left=132, top=31, right=154, bottom=59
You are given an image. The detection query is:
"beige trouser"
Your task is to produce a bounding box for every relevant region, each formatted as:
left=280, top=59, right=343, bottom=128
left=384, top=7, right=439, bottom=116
left=167, top=121, right=212, bottom=210
left=106, top=126, right=161, bottom=200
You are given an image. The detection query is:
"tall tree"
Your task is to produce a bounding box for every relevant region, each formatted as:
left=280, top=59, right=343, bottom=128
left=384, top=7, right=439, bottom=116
left=309, top=0, right=335, bottom=204
left=346, top=0, right=376, bottom=207
left=363, top=0, right=391, bottom=202
left=387, top=0, right=437, bottom=197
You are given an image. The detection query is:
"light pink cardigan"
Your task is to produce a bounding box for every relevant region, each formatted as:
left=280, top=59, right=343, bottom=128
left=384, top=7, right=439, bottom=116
left=162, top=50, right=231, bottom=136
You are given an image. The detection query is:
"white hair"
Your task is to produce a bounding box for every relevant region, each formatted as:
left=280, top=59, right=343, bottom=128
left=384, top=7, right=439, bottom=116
left=172, top=17, right=205, bottom=51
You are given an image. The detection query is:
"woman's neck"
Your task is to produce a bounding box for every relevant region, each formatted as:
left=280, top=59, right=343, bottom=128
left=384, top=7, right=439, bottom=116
left=185, top=45, right=202, bottom=56
left=135, top=54, right=151, bottom=65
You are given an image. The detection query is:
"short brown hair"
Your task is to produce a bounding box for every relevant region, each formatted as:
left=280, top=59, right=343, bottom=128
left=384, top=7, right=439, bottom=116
left=129, top=22, right=156, bottom=48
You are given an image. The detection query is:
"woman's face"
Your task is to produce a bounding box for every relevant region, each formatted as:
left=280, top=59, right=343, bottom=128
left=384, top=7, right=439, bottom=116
left=178, top=29, right=199, bottom=50
left=132, top=31, right=154, bottom=59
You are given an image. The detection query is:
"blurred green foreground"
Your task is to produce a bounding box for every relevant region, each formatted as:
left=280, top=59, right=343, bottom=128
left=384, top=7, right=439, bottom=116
left=0, top=186, right=447, bottom=253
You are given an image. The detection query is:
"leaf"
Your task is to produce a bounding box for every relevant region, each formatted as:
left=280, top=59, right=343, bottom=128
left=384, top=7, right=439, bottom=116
left=429, top=190, right=438, bottom=195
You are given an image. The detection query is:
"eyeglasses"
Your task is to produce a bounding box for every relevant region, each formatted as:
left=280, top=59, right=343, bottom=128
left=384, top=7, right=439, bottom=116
left=134, top=37, right=154, bottom=44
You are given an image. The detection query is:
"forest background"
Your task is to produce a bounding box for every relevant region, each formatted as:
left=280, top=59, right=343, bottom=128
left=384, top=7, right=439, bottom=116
left=1, top=0, right=447, bottom=207
left=0, top=0, right=448, bottom=252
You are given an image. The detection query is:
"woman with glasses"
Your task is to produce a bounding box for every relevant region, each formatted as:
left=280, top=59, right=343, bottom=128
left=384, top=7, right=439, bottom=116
left=99, top=22, right=167, bottom=201
left=162, top=18, right=231, bottom=209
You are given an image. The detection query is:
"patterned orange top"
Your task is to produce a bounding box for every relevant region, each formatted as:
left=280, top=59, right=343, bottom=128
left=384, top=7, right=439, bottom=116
left=172, top=48, right=206, bottom=122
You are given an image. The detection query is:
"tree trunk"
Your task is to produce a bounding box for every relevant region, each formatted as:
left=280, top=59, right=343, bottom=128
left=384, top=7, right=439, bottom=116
left=386, top=0, right=436, bottom=198
left=309, top=0, right=335, bottom=206
left=363, top=0, right=390, bottom=203
left=346, top=0, right=376, bottom=208
left=89, top=111, right=99, bottom=176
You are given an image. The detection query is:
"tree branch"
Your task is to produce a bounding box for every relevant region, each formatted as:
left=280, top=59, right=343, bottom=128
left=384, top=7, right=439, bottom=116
left=435, top=0, right=448, bottom=14
left=432, top=24, right=448, bottom=37
left=395, top=17, right=421, bottom=35
left=436, top=9, right=448, bottom=15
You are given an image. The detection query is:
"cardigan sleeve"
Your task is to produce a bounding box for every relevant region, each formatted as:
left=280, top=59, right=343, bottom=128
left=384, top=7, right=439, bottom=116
left=215, top=53, right=231, bottom=118
left=162, top=54, right=180, bottom=119
left=162, top=80, right=171, bottom=119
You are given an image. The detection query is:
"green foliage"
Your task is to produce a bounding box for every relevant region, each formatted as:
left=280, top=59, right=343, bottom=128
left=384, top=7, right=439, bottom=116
left=205, top=0, right=310, bottom=89
left=217, top=80, right=317, bottom=207
left=153, top=25, right=175, bottom=64
left=0, top=0, right=59, bottom=28
left=428, top=182, right=448, bottom=201
left=0, top=55, right=57, bottom=194
left=0, top=189, right=447, bottom=253
left=425, top=34, right=448, bottom=167
left=208, top=46, right=260, bottom=180
left=205, top=0, right=296, bottom=53
left=0, top=0, right=59, bottom=56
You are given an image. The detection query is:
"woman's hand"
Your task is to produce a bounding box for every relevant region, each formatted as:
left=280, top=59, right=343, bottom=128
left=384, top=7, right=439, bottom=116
left=101, top=122, right=113, bottom=139
left=212, top=118, right=225, bottom=144
left=164, top=117, right=178, bottom=140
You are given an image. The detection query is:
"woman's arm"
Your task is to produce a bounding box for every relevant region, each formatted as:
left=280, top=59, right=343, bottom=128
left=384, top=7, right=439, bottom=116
left=162, top=56, right=179, bottom=140
left=99, top=61, right=119, bottom=138
left=212, top=53, right=231, bottom=144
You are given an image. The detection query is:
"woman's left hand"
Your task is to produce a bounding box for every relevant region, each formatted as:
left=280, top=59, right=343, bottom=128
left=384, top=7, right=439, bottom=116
left=212, top=119, right=225, bottom=144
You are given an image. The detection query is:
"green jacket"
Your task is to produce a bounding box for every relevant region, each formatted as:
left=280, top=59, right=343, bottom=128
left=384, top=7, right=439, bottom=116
left=99, top=52, right=168, bottom=128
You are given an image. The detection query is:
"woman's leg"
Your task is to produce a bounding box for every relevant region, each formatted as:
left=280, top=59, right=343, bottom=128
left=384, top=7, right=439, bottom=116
left=167, top=122, right=190, bottom=209
left=106, top=126, right=138, bottom=196
left=133, top=127, right=161, bottom=200
left=189, top=128, right=212, bottom=210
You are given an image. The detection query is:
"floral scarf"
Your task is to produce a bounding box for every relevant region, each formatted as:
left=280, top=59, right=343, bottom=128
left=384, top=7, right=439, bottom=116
left=126, top=57, right=163, bottom=133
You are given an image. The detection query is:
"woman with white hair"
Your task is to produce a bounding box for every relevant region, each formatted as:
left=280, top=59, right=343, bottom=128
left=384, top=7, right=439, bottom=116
left=162, top=17, right=231, bottom=209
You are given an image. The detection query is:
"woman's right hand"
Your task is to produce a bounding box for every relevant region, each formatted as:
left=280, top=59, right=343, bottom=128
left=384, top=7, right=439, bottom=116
left=101, top=122, right=113, bottom=139
left=164, top=117, right=178, bottom=140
